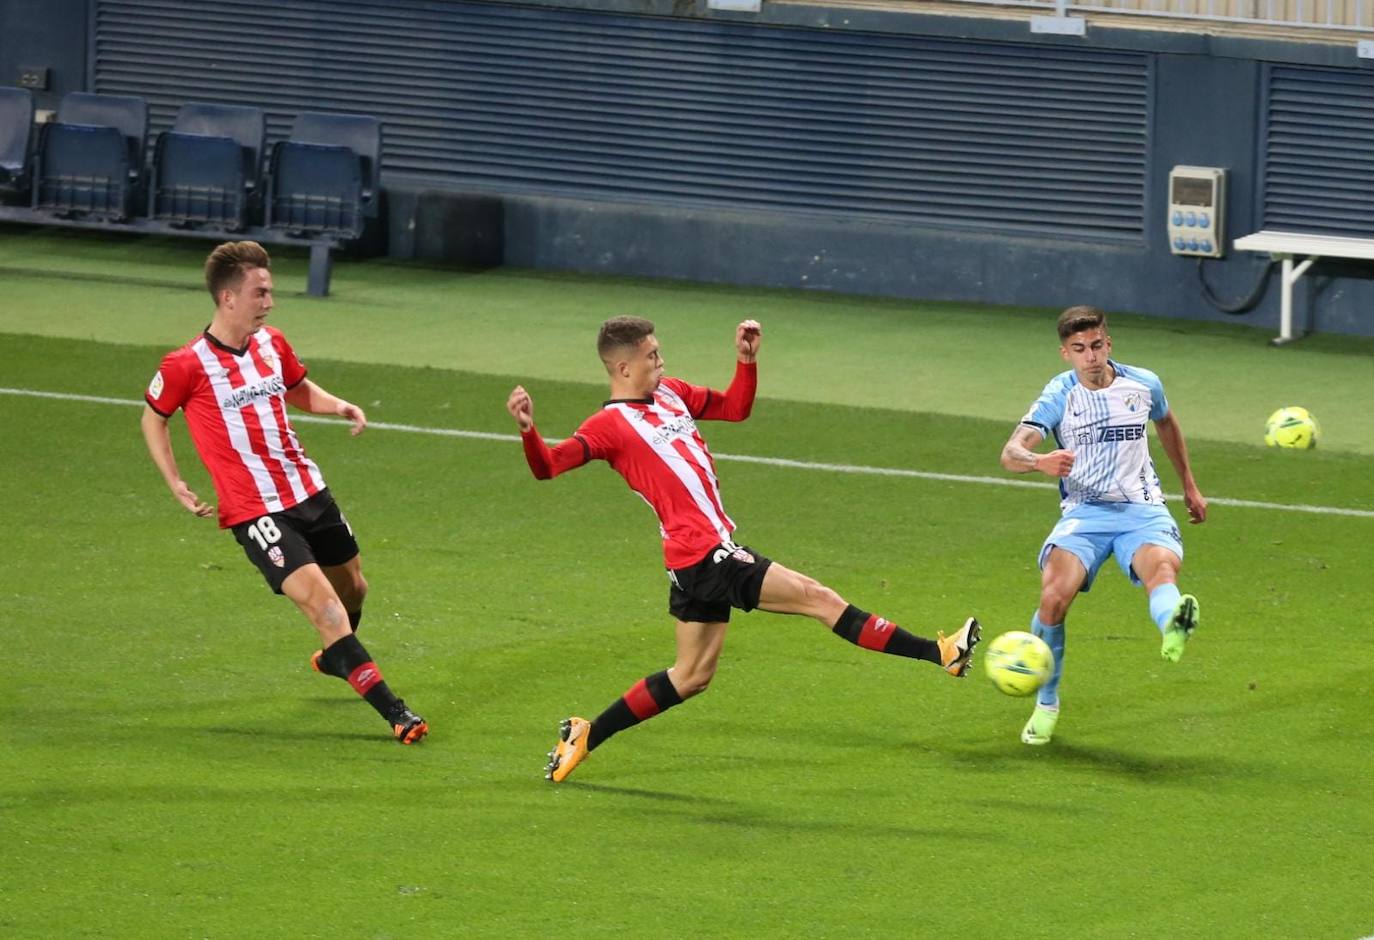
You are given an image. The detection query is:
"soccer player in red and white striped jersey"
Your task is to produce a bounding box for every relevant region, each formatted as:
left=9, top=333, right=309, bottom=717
left=140, top=241, right=427, bottom=744
left=508, top=316, right=981, bottom=782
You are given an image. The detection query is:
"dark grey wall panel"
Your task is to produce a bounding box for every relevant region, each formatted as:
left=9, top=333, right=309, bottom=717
left=0, top=0, right=88, bottom=111
left=1262, top=65, right=1374, bottom=237
left=91, top=0, right=1148, bottom=239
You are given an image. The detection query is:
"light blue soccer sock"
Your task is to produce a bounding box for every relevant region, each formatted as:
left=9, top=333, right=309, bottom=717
left=1031, top=613, right=1065, bottom=708
left=1148, top=583, right=1182, bottom=635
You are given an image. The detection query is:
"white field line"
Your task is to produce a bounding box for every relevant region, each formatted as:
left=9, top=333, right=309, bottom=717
left=5, top=386, right=1373, bottom=520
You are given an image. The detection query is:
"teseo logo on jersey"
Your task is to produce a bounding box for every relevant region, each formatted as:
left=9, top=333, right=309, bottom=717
left=1098, top=424, right=1146, bottom=442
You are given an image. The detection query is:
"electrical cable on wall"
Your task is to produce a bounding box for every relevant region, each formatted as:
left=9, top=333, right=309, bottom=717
left=1197, top=257, right=1275, bottom=315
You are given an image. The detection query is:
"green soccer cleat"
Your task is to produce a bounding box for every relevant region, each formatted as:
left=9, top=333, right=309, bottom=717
left=1161, top=594, right=1200, bottom=663
left=1021, top=703, right=1059, bottom=746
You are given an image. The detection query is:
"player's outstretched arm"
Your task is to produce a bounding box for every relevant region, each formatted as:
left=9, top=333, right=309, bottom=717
left=1153, top=411, right=1207, bottom=524
left=1001, top=425, right=1074, bottom=477
left=285, top=380, right=366, bottom=435
left=140, top=406, right=213, bottom=518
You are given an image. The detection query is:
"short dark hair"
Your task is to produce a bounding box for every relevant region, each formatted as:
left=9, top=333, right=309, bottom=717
left=205, top=240, right=271, bottom=302
left=1057, top=305, right=1107, bottom=341
left=597, top=316, right=656, bottom=362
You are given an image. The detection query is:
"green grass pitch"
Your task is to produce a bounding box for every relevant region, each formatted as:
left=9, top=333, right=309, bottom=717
left=2, top=229, right=1372, bottom=938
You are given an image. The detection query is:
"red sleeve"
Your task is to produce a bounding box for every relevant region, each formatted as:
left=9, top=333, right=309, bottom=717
left=519, top=430, right=590, bottom=480
left=521, top=411, right=620, bottom=479
left=270, top=328, right=308, bottom=389
left=663, top=361, right=756, bottom=422
left=144, top=349, right=193, bottom=417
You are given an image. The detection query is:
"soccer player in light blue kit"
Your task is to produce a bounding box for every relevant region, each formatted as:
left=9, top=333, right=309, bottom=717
left=1000, top=306, right=1207, bottom=745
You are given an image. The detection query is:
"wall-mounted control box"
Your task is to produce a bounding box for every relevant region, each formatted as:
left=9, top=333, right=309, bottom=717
left=1168, top=166, right=1225, bottom=258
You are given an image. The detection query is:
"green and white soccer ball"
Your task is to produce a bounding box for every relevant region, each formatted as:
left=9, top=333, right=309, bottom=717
left=1264, top=406, right=1320, bottom=449
left=984, top=631, right=1054, bottom=697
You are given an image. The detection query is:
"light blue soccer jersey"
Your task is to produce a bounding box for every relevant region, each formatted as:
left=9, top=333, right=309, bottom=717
left=1020, top=360, right=1169, bottom=512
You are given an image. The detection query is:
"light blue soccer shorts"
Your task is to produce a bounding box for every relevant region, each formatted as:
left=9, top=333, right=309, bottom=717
left=1038, top=501, right=1184, bottom=592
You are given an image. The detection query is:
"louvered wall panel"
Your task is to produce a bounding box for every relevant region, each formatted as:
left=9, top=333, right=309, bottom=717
left=93, top=0, right=1149, bottom=238
left=1264, top=66, right=1374, bottom=236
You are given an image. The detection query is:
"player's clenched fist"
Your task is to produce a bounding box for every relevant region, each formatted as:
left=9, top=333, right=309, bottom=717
left=1036, top=449, right=1075, bottom=478
left=736, top=319, right=761, bottom=362
left=507, top=385, right=534, bottom=432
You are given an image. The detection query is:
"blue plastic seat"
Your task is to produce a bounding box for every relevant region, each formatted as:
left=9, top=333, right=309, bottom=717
left=148, top=103, right=265, bottom=228
left=57, top=92, right=147, bottom=186
left=288, top=112, right=381, bottom=215
left=149, top=132, right=247, bottom=228
left=265, top=140, right=364, bottom=238
left=173, top=103, right=265, bottom=186
left=0, top=87, right=35, bottom=194
left=32, top=122, right=131, bottom=219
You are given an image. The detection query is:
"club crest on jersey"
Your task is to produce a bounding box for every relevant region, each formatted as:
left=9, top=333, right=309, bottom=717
left=147, top=371, right=164, bottom=398
left=1123, top=392, right=1143, bottom=412
left=267, top=546, right=285, bottom=568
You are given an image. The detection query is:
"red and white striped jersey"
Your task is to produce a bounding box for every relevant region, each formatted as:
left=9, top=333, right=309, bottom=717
left=521, top=363, right=757, bottom=569
left=145, top=326, right=325, bottom=528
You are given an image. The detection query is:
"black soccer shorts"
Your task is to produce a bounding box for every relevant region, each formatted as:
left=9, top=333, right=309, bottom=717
left=230, top=488, right=360, bottom=594
left=667, top=540, right=774, bottom=623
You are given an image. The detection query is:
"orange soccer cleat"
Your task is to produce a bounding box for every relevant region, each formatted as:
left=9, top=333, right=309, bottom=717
left=545, top=716, right=590, bottom=783
left=937, top=617, right=982, bottom=677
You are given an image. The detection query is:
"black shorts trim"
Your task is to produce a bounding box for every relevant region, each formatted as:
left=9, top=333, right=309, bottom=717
left=667, top=541, right=773, bottom=624
left=230, top=489, right=359, bottom=594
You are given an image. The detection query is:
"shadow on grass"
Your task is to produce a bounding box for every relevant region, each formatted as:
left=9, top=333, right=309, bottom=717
left=568, top=781, right=988, bottom=841
left=204, top=725, right=385, bottom=744
left=570, top=782, right=735, bottom=805
left=939, top=739, right=1247, bottom=783
left=614, top=800, right=989, bottom=841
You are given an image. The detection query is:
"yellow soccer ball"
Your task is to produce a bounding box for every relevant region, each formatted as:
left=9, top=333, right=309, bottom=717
left=984, top=631, right=1054, bottom=697
left=1264, top=407, right=1320, bottom=449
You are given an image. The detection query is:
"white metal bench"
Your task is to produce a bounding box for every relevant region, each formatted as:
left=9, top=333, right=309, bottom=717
left=1232, top=230, right=1374, bottom=344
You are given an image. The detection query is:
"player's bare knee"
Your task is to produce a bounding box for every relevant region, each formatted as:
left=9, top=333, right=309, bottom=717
left=1039, top=591, right=1072, bottom=624
left=802, top=577, right=843, bottom=614
left=311, top=594, right=349, bottom=633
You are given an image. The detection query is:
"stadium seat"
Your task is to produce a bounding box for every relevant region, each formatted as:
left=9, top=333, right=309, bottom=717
left=0, top=87, right=35, bottom=199
left=287, top=111, right=381, bottom=216
left=56, top=92, right=148, bottom=188
left=31, top=122, right=131, bottom=219
left=172, top=102, right=266, bottom=177
left=149, top=103, right=265, bottom=228
left=149, top=132, right=248, bottom=228
left=265, top=140, right=365, bottom=238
